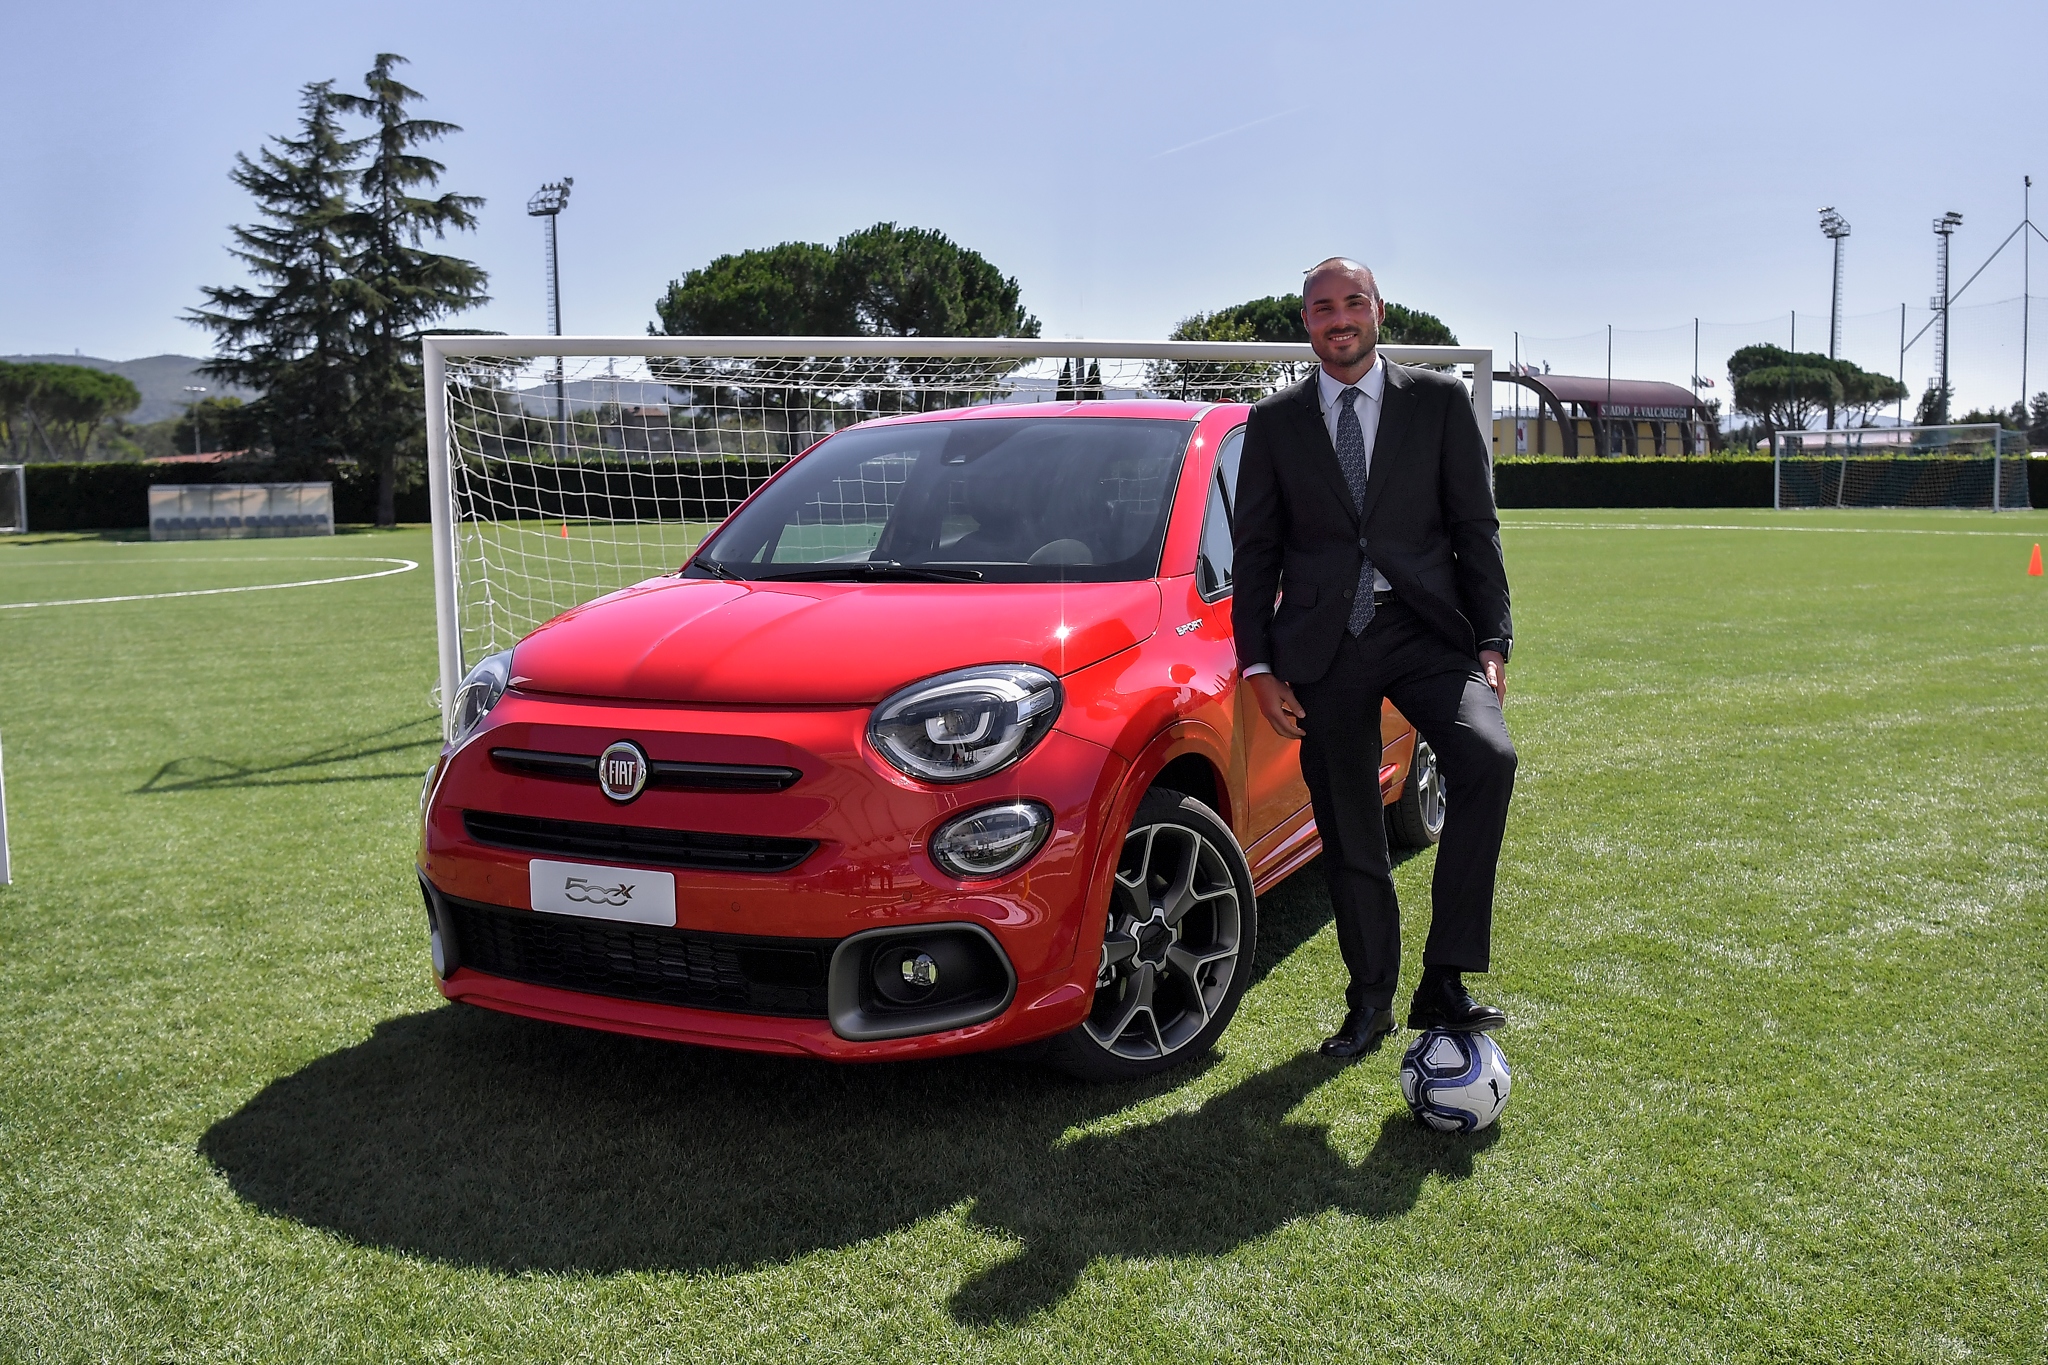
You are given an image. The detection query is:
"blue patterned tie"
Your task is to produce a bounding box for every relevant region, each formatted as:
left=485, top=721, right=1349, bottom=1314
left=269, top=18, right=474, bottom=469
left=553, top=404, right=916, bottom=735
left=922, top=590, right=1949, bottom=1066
left=1333, top=386, right=1377, bottom=635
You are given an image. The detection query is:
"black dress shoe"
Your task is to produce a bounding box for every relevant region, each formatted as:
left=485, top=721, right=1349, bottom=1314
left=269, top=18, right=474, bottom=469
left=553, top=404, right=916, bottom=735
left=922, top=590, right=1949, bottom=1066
left=1319, top=1007, right=1397, bottom=1059
left=1407, top=973, right=1506, bottom=1033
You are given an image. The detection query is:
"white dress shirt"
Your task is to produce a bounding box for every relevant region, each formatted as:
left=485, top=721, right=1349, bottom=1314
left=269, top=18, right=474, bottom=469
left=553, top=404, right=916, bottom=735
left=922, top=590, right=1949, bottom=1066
left=1315, top=360, right=1394, bottom=596
left=1243, top=359, right=1392, bottom=679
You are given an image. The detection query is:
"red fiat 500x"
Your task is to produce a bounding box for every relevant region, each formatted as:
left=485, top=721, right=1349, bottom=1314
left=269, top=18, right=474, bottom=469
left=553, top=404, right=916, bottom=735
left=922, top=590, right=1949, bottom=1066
left=418, top=400, right=1447, bottom=1079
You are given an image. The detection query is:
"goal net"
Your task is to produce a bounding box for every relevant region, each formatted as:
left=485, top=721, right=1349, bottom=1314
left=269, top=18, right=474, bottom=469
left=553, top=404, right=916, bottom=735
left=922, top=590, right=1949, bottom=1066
left=1773, top=424, right=2032, bottom=511
left=0, top=464, right=23, bottom=534
left=422, top=336, right=1492, bottom=732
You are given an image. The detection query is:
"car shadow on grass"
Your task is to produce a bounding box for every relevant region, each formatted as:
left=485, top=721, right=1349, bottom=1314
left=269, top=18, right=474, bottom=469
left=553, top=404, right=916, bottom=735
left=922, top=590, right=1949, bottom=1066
left=200, top=856, right=1485, bottom=1324
left=137, top=716, right=441, bottom=792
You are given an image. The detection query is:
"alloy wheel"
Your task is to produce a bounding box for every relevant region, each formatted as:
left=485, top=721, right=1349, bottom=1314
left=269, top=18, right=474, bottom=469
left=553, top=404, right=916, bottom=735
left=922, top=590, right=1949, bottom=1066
left=1413, top=740, right=1445, bottom=838
left=1083, top=819, right=1244, bottom=1061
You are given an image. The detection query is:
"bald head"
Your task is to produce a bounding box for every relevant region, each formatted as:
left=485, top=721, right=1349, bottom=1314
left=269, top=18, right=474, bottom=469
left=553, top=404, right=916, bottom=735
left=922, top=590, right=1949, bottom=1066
left=1303, top=257, right=1379, bottom=302
left=1300, top=257, right=1385, bottom=381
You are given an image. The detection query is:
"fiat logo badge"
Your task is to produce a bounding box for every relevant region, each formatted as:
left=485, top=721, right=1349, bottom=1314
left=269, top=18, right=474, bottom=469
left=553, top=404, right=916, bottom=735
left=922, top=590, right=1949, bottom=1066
left=597, top=740, right=649, bottom=802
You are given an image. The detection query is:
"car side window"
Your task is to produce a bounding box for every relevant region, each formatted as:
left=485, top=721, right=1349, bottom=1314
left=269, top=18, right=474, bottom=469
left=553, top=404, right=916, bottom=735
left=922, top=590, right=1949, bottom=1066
left=1196, top=426, right=1246, bottom=600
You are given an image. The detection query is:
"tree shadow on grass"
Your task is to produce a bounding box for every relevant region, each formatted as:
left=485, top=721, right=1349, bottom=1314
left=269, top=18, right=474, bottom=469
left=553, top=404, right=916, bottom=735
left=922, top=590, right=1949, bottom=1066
left=200, top=860, right=1489, bottom=1324
left=137, top=716, right=440, bottom=793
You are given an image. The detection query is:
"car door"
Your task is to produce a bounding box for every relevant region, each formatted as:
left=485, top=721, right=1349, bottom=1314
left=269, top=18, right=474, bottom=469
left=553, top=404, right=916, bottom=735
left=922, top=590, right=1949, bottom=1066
left=1194, top=425, right=1315, bottom=857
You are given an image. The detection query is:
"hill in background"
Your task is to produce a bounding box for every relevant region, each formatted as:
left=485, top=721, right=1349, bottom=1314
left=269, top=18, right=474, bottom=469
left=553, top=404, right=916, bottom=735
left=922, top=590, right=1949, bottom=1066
left=2, top=354, right=258, bottom=424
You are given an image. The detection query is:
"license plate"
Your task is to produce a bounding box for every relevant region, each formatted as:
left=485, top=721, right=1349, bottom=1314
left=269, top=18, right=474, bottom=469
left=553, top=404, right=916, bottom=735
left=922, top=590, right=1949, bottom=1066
left=529, top=858, right=676, bottom=927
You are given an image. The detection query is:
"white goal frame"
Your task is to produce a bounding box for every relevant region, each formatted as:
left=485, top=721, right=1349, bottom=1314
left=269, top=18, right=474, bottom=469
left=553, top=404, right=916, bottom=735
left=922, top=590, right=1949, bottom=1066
left=1772, top=424, right=2032, bottom=511
left=0, top=464, right=24, bottom=535
left=421, top=335, right=1491, bottom=738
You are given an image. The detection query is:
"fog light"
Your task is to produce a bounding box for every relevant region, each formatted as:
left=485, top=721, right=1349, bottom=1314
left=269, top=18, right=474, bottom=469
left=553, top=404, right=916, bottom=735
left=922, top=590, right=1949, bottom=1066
left=901, top=952, right=939, bottom=991
left=928, top=801, right=1053, bottom=879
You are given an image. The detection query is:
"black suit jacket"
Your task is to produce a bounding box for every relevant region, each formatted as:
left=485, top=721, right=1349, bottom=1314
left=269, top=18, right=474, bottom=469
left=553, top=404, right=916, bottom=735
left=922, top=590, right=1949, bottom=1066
left=1232, top=361, right=1511, bottom=685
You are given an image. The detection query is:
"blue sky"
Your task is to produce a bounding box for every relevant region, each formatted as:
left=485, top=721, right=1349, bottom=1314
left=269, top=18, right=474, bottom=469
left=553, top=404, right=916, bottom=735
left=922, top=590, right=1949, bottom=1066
left=7, top=0, right=2046, bottom=413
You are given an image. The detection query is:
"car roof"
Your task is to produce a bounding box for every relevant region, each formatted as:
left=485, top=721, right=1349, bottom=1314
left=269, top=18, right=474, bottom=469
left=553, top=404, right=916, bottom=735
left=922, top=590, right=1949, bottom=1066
left=859, top=397, right=1234, bottom=428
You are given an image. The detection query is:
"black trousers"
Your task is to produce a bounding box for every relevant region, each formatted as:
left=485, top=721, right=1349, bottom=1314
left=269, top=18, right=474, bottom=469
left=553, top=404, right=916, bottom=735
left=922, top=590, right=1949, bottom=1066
left=1291, top=597, right=1517, bottom=1011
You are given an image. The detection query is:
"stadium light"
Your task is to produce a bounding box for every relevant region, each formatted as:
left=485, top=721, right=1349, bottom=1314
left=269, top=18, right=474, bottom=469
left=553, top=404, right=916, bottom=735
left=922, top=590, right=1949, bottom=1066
left=182, top=385, right=206, bottom=456
left=527, top=177, right=574, bottom=454
left=1933, top=211, right=1963, bottom=423
left=1818, top=208, right=1850, bottom=361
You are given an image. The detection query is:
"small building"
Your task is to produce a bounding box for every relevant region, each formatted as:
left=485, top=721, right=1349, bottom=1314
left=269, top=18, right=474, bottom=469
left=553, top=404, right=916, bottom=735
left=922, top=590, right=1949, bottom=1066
left=1492, top=373, right=1713, bottom=457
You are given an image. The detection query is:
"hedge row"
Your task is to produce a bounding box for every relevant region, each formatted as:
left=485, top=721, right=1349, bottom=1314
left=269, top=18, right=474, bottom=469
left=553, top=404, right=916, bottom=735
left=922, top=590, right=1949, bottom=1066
left=1492, top=459, right=1772, bottom=508
left=1495, top=456, right=2048, bottom=509
left=17, top=455, right=2047, bottom=531
left=21, top=462, right=431, bottom=532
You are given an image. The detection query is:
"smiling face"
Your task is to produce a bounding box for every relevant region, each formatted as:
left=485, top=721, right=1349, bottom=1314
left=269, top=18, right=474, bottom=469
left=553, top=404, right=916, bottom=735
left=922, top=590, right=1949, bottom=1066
left=1300, top=259, right=1384, bottom=379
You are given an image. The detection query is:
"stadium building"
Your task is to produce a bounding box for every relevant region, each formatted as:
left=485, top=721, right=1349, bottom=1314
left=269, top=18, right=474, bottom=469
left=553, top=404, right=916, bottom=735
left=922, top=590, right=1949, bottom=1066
left=1494, top=372, right=1714, bottom=457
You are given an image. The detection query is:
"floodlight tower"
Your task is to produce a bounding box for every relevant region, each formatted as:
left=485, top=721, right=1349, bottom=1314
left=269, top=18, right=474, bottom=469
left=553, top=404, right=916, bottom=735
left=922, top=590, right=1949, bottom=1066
left=181, top=385, right=207, bottom=455
left=527, top=176, right=574, bottom=446
left=1932, top=210, right=1963, bottom=422
left=1818, top=207, right=1850, bottom=360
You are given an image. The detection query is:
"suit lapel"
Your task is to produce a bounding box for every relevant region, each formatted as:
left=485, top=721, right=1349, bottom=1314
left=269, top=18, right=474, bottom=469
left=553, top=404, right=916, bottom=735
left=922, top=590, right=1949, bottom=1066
left=1285, top=371, right=1361, bottom=529
left=1356, top=361, right=1414, bottom=526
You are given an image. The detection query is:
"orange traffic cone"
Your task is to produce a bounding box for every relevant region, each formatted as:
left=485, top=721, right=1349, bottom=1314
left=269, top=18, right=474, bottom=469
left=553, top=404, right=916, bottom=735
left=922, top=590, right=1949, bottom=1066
left=560, top=522, right=569, bottom=539
left=2031, top=543, right=2043, bottom=576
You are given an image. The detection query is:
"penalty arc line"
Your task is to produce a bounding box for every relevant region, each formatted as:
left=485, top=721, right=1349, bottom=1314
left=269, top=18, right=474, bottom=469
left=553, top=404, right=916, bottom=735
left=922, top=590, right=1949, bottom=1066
left=0, top=557, right=419, bottom=610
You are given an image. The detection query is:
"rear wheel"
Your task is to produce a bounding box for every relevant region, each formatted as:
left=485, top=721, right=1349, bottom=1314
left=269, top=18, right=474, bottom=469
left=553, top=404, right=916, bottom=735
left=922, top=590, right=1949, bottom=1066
left=1046, top=789, right=1257, bottom=1081
left=1388, top=737, right=1446, bottom=849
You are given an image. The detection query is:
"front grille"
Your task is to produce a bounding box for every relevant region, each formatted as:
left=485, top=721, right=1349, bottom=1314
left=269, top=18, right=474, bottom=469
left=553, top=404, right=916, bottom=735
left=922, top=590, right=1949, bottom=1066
left=462, top=810, right=817, bottom=873
left=490, top=748, right=802, bottom=792
left=443, top=895, right=833, bottom=1016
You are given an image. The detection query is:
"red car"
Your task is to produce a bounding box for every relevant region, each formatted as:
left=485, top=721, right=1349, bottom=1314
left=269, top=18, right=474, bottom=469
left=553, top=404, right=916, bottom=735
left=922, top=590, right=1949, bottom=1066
left=418, top=400, right=1446, bottom=1079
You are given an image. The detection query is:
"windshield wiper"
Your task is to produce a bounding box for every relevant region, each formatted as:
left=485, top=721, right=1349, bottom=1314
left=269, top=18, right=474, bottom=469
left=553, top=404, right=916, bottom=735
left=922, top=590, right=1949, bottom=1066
left=686, top=557, right=740, bottom=580
left=750, top=561, right=984, bottom=583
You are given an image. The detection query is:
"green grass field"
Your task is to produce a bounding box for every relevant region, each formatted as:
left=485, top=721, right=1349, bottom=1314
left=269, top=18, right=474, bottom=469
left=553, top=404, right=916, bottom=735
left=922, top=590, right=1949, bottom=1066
left=2, top=509, right=2045, bottom=1363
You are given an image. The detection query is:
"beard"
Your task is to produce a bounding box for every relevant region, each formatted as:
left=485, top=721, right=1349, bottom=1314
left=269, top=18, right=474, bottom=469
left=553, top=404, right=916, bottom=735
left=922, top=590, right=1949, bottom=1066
left=1312, top=316, right=1379, bottom=368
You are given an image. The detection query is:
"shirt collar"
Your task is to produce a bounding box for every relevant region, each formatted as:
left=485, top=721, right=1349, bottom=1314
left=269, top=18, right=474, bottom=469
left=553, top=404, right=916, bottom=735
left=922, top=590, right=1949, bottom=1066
left=1317, top=354, right=1386, bottom=412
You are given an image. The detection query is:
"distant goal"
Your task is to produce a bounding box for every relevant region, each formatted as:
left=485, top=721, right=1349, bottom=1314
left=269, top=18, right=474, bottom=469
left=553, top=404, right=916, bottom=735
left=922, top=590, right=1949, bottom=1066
left=0, top=464, right=24, bottom=535
left=421, top=336, right=1492, bottom=734
left=1773, top=425, right=2032, bottom=511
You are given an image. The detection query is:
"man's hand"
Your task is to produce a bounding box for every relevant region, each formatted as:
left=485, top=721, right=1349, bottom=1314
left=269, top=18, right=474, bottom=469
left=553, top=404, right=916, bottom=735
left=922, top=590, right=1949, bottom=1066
left=1480, top=649, right=1508, bottom=705
left=1248, top=672, right=1307, bottom=739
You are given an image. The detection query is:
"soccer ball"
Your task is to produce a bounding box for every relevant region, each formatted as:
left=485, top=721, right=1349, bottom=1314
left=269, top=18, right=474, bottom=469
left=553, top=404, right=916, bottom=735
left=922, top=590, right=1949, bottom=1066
left=1399, top=1029, right=1512, bottom=1133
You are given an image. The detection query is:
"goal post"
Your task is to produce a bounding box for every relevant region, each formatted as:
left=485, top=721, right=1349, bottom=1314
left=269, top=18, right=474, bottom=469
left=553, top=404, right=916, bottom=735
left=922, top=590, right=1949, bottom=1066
left=420, top=336, right=1491, bottom=737
left=1772, top=424, right=2032, bottom=512
left=0, top=464, right=24, bottom=535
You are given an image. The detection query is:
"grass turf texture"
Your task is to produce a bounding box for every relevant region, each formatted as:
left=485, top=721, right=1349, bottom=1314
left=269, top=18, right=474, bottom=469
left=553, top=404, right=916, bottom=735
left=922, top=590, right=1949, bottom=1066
left=1, top=510, right=2044, bottom=1363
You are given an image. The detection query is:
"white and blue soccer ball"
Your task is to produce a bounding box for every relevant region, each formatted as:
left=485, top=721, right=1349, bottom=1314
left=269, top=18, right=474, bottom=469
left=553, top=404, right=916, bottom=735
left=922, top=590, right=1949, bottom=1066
left=1399, top=1029, right=1512, bottom=1132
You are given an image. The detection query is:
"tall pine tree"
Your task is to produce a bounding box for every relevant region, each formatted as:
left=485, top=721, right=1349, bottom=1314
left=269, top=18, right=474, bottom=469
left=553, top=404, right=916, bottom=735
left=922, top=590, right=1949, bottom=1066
left=191, top=56, right=486, bottom=523
left=334, top=54, right=488, bottom=526
left=188, top=81, right=363, bottom=475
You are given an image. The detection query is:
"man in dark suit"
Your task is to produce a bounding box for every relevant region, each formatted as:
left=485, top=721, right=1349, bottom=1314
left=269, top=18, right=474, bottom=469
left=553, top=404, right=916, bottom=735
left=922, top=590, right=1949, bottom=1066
left=1233, top=257, right=1517, bottom=1059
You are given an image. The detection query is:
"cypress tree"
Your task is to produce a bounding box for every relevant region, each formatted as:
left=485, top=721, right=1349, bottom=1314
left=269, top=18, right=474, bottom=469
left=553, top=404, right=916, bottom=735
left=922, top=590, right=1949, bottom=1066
left=188, top=81, right=363, bottom=476
left=334, top=54, right=488, bottom=526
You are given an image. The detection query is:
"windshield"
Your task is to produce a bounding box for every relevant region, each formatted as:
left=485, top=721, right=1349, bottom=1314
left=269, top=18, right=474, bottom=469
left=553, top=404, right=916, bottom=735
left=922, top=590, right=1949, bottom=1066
left=689, top=416, right=1195, bottom=584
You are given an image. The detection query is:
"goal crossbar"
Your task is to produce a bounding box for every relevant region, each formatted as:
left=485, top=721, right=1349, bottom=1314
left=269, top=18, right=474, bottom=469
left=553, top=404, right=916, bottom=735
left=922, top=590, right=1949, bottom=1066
left=422, top=336, right=1491, bottom=737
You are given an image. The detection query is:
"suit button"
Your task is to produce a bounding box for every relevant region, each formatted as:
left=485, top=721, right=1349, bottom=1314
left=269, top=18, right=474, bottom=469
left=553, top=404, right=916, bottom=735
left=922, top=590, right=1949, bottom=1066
left=1358, top=537, right=1368, bottom=549
left=1341, top=586, right=1355, bottom=601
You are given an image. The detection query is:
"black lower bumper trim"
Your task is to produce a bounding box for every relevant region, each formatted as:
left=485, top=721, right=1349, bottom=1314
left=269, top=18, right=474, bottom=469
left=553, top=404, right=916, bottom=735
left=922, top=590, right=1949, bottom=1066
left=438, top=892, right=834, bottom=1018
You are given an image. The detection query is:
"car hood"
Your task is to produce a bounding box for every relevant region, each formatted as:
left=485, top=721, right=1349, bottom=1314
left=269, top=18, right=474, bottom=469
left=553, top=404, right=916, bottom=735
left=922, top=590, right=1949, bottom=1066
left=510, top=577, right=1163, bottom=706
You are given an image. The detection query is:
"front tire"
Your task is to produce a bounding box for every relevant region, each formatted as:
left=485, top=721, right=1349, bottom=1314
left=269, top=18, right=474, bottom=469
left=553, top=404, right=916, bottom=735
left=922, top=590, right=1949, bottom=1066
left=1388, top=737, right=1446, bottom=849
left=1046, top=789, right=1257, bottom=1082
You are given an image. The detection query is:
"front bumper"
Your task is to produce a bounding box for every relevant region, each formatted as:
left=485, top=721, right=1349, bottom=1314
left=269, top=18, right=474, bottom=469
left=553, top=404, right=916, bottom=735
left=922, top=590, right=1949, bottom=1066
left=419, top=691, right=1125, bottom=1057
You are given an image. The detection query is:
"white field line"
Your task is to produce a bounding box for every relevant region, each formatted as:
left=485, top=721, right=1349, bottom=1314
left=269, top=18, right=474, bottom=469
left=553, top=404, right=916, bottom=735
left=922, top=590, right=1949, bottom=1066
left=1503, top=520, right=2039, bottom=538
left=0, top=556, right=409, bottom=569
left=0, top=557, right=418, bottom=610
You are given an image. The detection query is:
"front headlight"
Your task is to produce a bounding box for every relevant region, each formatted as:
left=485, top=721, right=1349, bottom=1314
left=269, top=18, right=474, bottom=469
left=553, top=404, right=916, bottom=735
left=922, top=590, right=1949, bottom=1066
left=448, top=650, right=513, bottom=747
left=868, top=665, right=1062, bottom=784
left=929, top=801, right=1054, bottom=879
